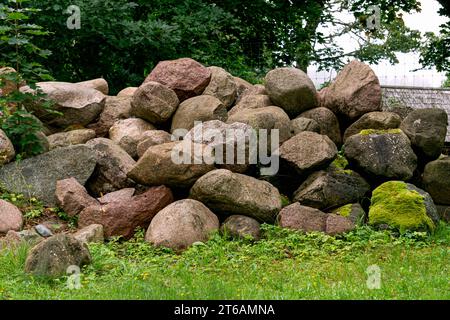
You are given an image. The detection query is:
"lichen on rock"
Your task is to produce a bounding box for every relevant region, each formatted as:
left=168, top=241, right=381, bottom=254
left=359, top=128, right=402, bottom=135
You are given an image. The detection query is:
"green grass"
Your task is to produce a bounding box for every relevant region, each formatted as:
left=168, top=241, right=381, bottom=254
left=0, top=224, right=449, bottom=300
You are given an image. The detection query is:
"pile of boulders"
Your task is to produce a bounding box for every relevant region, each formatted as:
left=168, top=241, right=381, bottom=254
left=0, top=58, right=449, bottom=276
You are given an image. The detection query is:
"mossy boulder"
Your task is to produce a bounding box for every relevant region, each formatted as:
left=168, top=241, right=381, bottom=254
left=368, top=181, right=439, bottom=233
left=332, top=203, right=366, bottom=225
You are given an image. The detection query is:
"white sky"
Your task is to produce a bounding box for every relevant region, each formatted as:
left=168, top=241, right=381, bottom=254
left=308, top=0, right=449, bottom=88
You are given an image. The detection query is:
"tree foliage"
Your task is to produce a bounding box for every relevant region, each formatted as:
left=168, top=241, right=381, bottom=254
left=420, top=0, right=450, bottom=73
left=0, top=0, right=54, bottom=158
left=24, top=0, right=423, bottom=93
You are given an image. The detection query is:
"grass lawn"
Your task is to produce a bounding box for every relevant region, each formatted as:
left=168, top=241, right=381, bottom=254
left=0, top=224, right=449, bottom=300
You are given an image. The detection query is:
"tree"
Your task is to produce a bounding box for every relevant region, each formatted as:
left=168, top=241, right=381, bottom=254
left=27, top=0, right=423, bottom=93
left=211, top=0, right=422, bottom=71
left=420, top=0, right=450, bottom=72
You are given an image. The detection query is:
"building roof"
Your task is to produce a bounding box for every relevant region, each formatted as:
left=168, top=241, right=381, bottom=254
left=381, top=85, right=450, bottom=142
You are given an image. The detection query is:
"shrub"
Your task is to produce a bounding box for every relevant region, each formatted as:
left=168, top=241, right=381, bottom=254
left=0, top=0, right=56, bottom=158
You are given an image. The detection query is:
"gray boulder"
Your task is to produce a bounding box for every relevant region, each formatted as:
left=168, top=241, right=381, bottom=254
left=48, top=129, right=96, bottom=150
left=299, top=107, right=342, bottom=146
left=293, top=167, right=370, bottom=210
left=190, top=169, right=282, bottom=223
left=423, top=157, right=450, bottom=205
left=400, top=108, right=448, bottom=161
left=343, top=111, right=401, bottom=142
left=85, top=138, right=136, bottom=196
left=170, top=95, right=228, bottom=134
left=279, top=132, right=337, bottom=175
left=130, top=81, right=179, bottom=124
left=265, top=67, right=318, bottom=117
left=145, top=199, right=219, bottom=251
left=184, top=120, right=255, bottom=173
left=289, top=117, right=320, bottom=136
left=24, top=234, right=91, bottom=277
left=221, top=215, right=261, bottom=240
left=0, top=129, right=15, bottom=165
left=0, top=145, right=97, bottom=205
left=109, top=118, right=155, bottom=158
left=202, top=66, right=237, bottom=108
left=344, top=129, right=417, bottom=181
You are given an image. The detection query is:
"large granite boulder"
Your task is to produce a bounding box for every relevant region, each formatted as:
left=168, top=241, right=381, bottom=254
left=170, top=95, right=228, bottom=134
left=144, top=58, right=211, bottom=101
left=0, top=145, right=96, bottom=205
left=264, top=67, right=318, bottom=117
left=202, top=66, right=237, bottom=108
left=85, top=138, right=136, bottom=196
left=293, top=167, right=370, bottom=210
left=128, top=141, right=215, bottom=188
left=279, top=132, right=337, bottom=175
left=184, top=120, right=255, bottom=173
left=321, top=60, right=382, bottom=120
left=24, top=234, right=91, bottom=277
left=145, top=199, right=219, bottom=251
left=400, top=108, right=448, bottom=161
left=79, top=186, right=174, bottom=239
left=23, top=81, right=105, bottom=127
left=344, top=129, right=417, bottom=181
left=130, top=81, right=179, bottom=124
left=190, top=169, right=282, bottom=222
left=423, top=157, right=450, bottom=205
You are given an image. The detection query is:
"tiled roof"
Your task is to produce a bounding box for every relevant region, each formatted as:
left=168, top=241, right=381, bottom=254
left=382, top=86, right=450, bottom=142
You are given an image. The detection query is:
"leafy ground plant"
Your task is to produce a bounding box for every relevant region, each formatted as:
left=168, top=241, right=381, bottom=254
left=0, top=223, right=448, bottom=300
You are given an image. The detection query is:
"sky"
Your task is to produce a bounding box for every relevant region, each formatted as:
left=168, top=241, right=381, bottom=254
left=308, top=0, right=449, bottom=88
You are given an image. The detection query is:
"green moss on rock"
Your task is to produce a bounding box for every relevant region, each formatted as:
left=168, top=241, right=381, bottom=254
left=359, top=128, right=402, bottom=135
left=332, top=152, right=349, bottom=170
left=334, top=204, right=353, bottom=217
left=369, top=181, right=435, bottom=233
left=280, top=194, right=291, bottom=208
